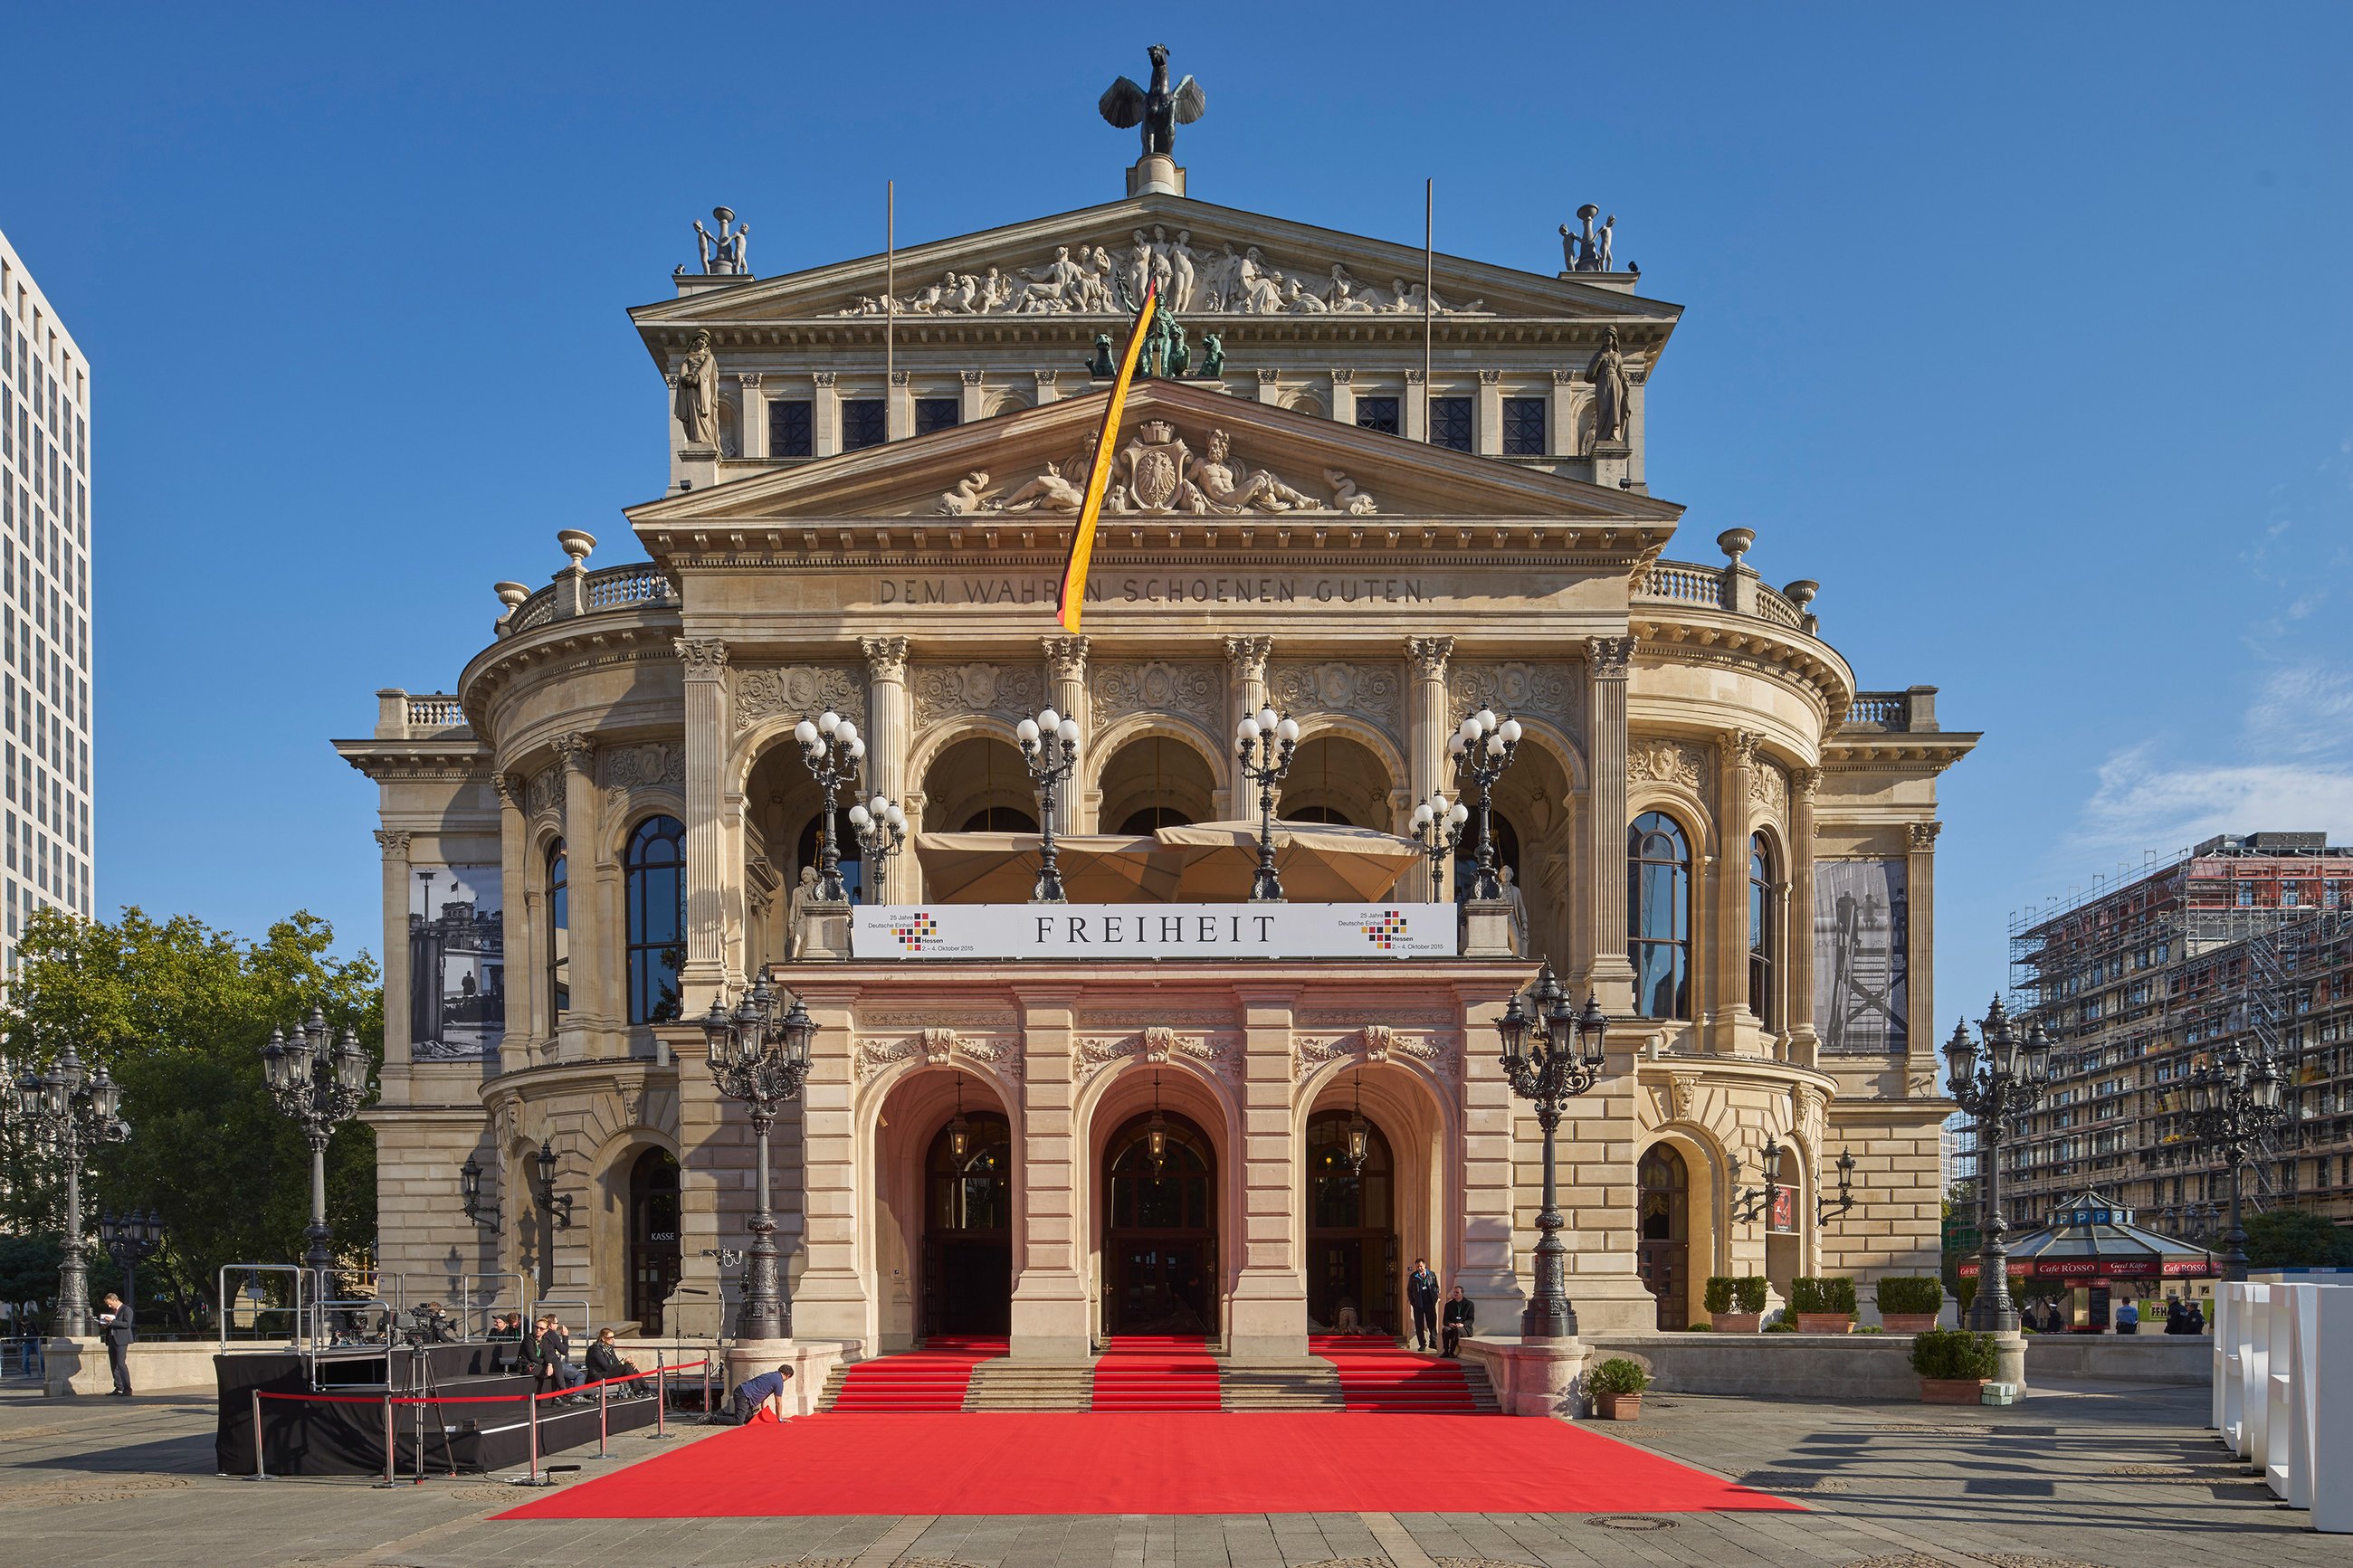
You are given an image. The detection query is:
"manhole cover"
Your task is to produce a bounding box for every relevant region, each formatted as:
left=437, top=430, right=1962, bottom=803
left=1740, top=1471, right=1852, bottom=1492
left=1586, top=1516, right=1676, bottom=1531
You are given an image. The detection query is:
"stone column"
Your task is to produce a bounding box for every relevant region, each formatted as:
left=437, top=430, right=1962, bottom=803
left=1906, top=822, right=1940, bottom=1066
left=1405, top=636, right=1453, bottom=900
left=375, top=830, right=414, bottom=1100
left=1549, top=369, right=1579, bottom=457
left=1786, top=769, right=1822, bottom=1067
left=555, top=734, right=602, bottom=1060
left=1582, top=637, right=1636, bottom=1012
left=1475, top=369, right=1503, bottom=456
left=1710, top=732, right=1758, bottom=1055
left=1224, top=636, right=1272, bottom=805
left=1232, top=987, right=1308, bottom=1363
left=1043, top=636, right=1089, bottom=833
left=493, top=774, right=532, bottom=1072
left=1328, top=368, right=1356, bottom=427
left=676, top=639, right=731, bottom=1011
left=1626, top=369, right=1649, bottom=489
left=812, top=371, right=841, bottom=457
left=862, top=636, right=911, bottom=902
left=1033, top=369, right=1060, bottom=406
left=887, top=369, right=912, bottom=441
left=735, top=374, right=766, bottom=461
left=958, top=369, right=986, bottom=425
left=1011, top=988, right=1089, bottom=1361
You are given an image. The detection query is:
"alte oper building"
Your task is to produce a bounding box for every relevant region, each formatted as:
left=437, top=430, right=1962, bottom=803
left=338, top=137, right=1975, bottom=1369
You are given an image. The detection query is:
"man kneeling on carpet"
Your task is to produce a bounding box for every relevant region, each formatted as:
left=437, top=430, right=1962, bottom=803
left=586, top=1327, right=650, bottom=1398
left=729, top=1363, right=794, bottom=1424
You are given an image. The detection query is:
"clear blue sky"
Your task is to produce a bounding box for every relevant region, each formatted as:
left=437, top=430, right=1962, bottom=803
left=3, top=3, right=2348, bottom=1019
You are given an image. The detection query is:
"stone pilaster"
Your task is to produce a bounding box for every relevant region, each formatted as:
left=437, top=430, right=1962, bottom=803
left=811, top=371, right=841, bottom=456
left=1549, top=368, right=1579, bottom=458
left=1254, top=367, right=1281, bottom=406
left=555, top=734, right=602, bottom=1060
left=1224, top=635, right=1272, bottom=805
left=1786, top=769, right=1822, bottom=1066
left=1475, top=368, right=1503, bottom=456
left=1403, top=369, right=1427, bottom=442
left=735, top=374, right=765, bottom=460
left=1328, top=367, right=1356, bottom=428
left=493, top=774, right=531, bottom=1072
left=1582, top=637, right=1636, bottom=1012
left=375, top=829, right=414, bottom=1100
left=1906, top=821, right=1941, bottom=1065
left=1011, top=988, right=1089, bottom=1360
left=1033, top=369, right=1059, bottom=406
left=862, top=635, right=911, bottom=903
left=887, top=368, right=912, bottom=441
left=1405, top=636, right=1453, bottom=900
left=786, top=984, right=864, bottom=1344
left=677, top=639, right=731, bottom=1010
left=1231, top=987, right=1307, bottom=1363
left=1043, top=635, right=1089, bottom=833
left=958, top=368, right=986, bottom=424
left=1710, top=732, right=1758, bottom=1054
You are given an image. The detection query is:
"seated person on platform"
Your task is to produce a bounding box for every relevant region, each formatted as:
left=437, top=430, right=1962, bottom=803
left=729, top=1364, right=795, bottom=1424
left=586, top=1327, right=649, bottom=1397
left=1441, top=1285, right=1476, bottom=1357
left=537, top=1316, right=587, bottom=1400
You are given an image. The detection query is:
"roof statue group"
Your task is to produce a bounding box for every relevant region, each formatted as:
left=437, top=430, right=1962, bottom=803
left=934, top=418, right=1377, bottom=521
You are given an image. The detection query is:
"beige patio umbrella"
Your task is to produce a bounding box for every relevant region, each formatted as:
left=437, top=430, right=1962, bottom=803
left=1151, top=821, right=1424, bottom=903
left=911, top=832, right=1185, bottom=904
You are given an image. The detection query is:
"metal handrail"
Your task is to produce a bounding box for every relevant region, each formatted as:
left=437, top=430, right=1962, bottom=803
left=457, top=1271, right=529, bottom=1341
left=216, top=1264, right=306, bottom=1350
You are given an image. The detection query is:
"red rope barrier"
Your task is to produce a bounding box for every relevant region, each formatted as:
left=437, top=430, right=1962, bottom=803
left=254, top=1358, right=711, bottom=1409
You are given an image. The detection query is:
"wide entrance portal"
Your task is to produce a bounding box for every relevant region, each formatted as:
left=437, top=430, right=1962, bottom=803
left=923, top=1109, right=1013, bottom=1337
left=1102, top=1107, right=1217, bottom=1337
left=1306, top=1106, right=1398, bottom=1335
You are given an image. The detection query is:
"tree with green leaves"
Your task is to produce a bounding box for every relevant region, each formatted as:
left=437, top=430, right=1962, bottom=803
left=2242, top=1206, right=2353, bottom=1269
left=1, top=907, right=381, bottom=1331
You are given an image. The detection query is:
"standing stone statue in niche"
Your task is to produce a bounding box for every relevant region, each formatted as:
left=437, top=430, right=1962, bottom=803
left=1099, top=44, right=1207, bottom=159
left=1559, top=204, right=1615, bottom=273
left=694, top=206, right=751, bottom=276
left=1586, top=326, right=1631, bottom=450
left=675, top=330, right=721, bottom=448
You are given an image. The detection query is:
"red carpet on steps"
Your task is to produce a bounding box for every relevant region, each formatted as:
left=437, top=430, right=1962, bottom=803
left=495, top=1411, right=1801, bottom=1518
left=1091, top=1335, right=1222, bottom=1411
left=827, top=1335, right=1004, bottom=1412
left=1310, top=1334, right=1477, bottom=1412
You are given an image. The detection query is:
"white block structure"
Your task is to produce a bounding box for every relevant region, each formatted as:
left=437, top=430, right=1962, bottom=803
left=2314, top=1285, right=2353, bottom=1535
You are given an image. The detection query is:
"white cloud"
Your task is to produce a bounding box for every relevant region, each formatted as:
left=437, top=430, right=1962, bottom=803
left=2079, top=741, right=2353, bottom=854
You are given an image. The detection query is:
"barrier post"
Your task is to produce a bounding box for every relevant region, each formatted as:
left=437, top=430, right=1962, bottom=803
left=527, top=1388, right=541, bottom=1485
left=249, top=1391, right=268, bottom=1481
left=597, top=1376, right=608, bottom=1459
left=376, top=1392, right=396, bottom=1488
left=649, top=1350, right=671, bottom=1440
left=702, top=1358, right=712, bottom=1414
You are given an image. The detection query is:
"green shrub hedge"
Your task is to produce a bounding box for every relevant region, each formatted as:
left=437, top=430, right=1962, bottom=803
left=1908, top=1327, right=1998, bottom=1381
left=1875, top=1276, right=1944, bottom=1315
left=1587, top=1356, right=1649, bottom=1395
left=1791, top=1277, right=1856, bottom=1316
left=1704, top=1276, right=1767, bottom=1313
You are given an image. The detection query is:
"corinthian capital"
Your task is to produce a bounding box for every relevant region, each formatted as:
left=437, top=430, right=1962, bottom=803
left=674, top=638, right=730, bottom=675
left=374, top=829, right=412, bottom=861
left=1729, top=730, right=1763, bottom=768
left=1794, top=766, right=1823, bottom=802
left=1908, top=820, right=1944, bottom=851
left=1584, top=635, right=1636, bottom=676
left=555, top=732, right=597, bottom=773
left=1043, top=635, right=1090, bottom=679
left=1223, top=635, right=1272, bottom=681
left=861, top=635, right=910, bottom=680
left=1405, top=636, right=1454, bottom=679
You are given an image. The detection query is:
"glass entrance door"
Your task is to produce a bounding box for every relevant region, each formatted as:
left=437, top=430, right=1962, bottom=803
left=1101, top=1107, right=1217, bottom=1338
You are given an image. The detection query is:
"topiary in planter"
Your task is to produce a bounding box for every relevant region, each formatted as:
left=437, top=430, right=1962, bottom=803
left=1791, top=1276, right=1856, bottom=1332
left=1705, top=1276, right=1766, bottom=1331
left=1908, top=1327, right=1998, bottom=1402
left=1874, top=1275, right=1944, bottom=1332
left=1587, top=1355, right=1649, bottom=1420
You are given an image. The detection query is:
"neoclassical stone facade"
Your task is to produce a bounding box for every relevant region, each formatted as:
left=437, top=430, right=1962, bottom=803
left=338, top=175, right=1975, bottom=1362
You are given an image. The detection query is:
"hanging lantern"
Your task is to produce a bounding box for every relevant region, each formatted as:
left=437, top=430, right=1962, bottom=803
left=1146, top=1072, right=1168, bottom=1175
left=1346, top=1072, right=1370, bottom=1176
left=947, top=1078, right=972, bottom=1165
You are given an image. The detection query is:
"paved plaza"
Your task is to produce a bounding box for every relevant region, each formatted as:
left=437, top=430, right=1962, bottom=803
left=0, top=1374, right=2326, bottom=1567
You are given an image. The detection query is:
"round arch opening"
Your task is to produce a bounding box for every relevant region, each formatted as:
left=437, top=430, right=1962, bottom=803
left=923, top=736, right=1038, bottom=834
left=1101, top=1107, right=1217, bottom=1337
left=1098, top=734, right=1217, bottom=833
left=1636, top=1142, right=1690, bottom=1331
left=1284, top=734, right=1392, bottom=828
left=1304, top=1106, right=1398, bottom=1335
left=626, top=1146, right=681, bottom=1333
left=923, top=1108, right=1014, bottom=1336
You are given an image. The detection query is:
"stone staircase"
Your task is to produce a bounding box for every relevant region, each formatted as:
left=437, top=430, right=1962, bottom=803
left=814, top=1363, right=853, bottom=1411
left=963, top=1360, right=1095, bottom=1411
left=1218, top=1362, right=1348, bottom=1411
left=1459, top=1359, right=1502, bottom=1413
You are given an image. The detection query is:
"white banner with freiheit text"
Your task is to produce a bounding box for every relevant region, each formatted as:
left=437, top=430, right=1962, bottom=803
left=850, top=902, right=1457, bottom=961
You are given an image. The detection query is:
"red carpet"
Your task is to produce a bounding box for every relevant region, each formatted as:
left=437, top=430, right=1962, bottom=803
left=828, top=1335, right=1004, bottom=1412
left=496, top=1411, right=1799, bottom=1517
left=1091, top=1335, right=1222, bottom=1411
left=1310, top=1334, right=1479, bottom=1412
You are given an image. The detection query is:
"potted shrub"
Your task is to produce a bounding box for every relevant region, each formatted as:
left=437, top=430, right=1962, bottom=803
left=1875, top=1276, right=1943, bottom=1333
left=1791, top=1276, right=1856, bottom=1333
left=1909, top=1327, right=1998, bottom=1403
left=1705, top=1276, right=1766, bottom=1332
left=1587, top=1356, right=1649, bottom=1420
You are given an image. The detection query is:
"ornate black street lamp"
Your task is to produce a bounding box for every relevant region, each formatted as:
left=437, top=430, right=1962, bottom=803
left=1234, top=705, right=1300, bottom=902
left=458, top=1155, right=499, bottom=1228
left=1448, top=708, right=1521, bottom=900
left=11, top=1041, right=128, bottom=1338
left=529, top=1141, right=575, bottom=1231
left=1408, top=790, right=1469, bottom=899
left=1817, top=1148, right=1859, bottom=1224
left=846, top=794, right=909, bottom=903
left=1731, top=1134, right=1784, bottom=1224
left=1495, top=962, right=1608, bottom=1339
left=1016, top=707, right=1082, bottom=902
left=700, top=972, right=816, bottom=1340
left=793, top=709, right=866, bottom=901
left=98, top=1208, right=165, bottom=1308
left=2182, top=1041, right=2287, bottom=1284
left=261, top=1007, right=373, bottom=1310
left=1944, top=997, right=2051, bottom=1331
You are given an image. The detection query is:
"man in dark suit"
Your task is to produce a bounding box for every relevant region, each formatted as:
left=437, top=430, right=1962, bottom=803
left=96, top=1291, right=135, bottom=1396
left=1441, top=1285, right=1476, bottom=1358
left=1405, top=1259, right=1441, bottom=1352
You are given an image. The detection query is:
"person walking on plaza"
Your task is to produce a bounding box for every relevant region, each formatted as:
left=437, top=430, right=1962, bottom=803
left=1405, top=1259, right=1441, bottom=1352
left=2115, top=1296, right=2139, bottom=1335
left=96, top=1291, right=134, bottom=1396
left=2164, top=1296, right=2190, bottom=1335
left=1441, top=1285, right=1476, bottom=1358
left=729, top=1363, right=795, bottom=1424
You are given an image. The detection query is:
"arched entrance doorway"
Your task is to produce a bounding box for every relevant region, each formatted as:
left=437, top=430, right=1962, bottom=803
left=1102, top=1107, right=1217, bottom=1336
left=626, top=1147, right=681, bottom=1333
left=922, top=1108, right=1013, bottom=1336
left=1636, top=1144, right=1689, bottom=1331
left=1305, top=1103, right=1397, bottom=1334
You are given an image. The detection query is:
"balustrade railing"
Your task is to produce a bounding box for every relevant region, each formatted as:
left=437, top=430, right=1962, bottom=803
left=405, top=693, right=466, bottom=731
left=1637, top=562, right=1725, bottom=608
left=509, top=564, right=678, bottom=633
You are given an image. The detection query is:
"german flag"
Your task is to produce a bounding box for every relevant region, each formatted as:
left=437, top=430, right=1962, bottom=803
left=1057, top=283, right=1157, bottom=633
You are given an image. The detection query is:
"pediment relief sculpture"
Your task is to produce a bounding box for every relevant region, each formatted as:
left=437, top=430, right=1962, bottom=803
left=836, top=228, right=1488, bottom=319
left=936, top=421, right=1376, bottom=518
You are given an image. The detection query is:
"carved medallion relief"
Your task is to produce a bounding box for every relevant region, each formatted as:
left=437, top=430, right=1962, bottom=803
left=600, top=741, right=685, bottom=814
left=734, top=665, right=866, bottom=735
left=1448, top=660, right=1582, bottom=736
left=1089, top=660, right=1224, bottom=734
left=1267, top=660, right=1403, bottom=736
left=1627, top=737, right=1710, bottom=794
left=909, top=662, right=1048, bottom=729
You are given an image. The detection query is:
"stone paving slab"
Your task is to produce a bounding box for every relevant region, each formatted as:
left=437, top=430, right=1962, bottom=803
left=0, top=1376, right=2327, bottom=1567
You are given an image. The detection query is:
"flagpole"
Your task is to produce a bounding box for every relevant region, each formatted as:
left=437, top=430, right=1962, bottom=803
left=885, top=180, right=896, bottom=408
left=1423, top=177, right=1434, bottom=442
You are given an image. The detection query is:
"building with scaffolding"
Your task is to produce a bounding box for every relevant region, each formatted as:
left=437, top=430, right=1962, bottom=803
left=2005, top=832, right=2353, bottom=1241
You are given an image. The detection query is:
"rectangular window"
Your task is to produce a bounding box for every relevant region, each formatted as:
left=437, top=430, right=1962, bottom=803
left=1430, top=396, right=1472, bottom=452
left=1501, top=396, right=1548, bottom=456
left=913, top=397, right=960, bottom=436
left=767, top=400, right=814, bottom=458
left=1356, top=396, right=1401, bottom=436
left=840, top=398, right=886, bottom=451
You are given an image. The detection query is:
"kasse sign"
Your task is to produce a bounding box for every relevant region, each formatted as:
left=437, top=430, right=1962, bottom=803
left=850, top=903, right=1459, bottom=961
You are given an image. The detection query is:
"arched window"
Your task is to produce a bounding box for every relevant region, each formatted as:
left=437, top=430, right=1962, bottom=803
left=794, top=814, right=862, bottom=902
left=961, top=805, right=1040, bottom=832
left=624, top=815, right=685, bottom=1025
left=1748, top=832, right=1777, bottom=1030
left=547, top=840, right=569, bottom=1017
left=1627, top=811, right=1691, bottom=1020
left=1118, top=805, right=1194, bottom=832
left=1291, top=804, right=1356, bottom=827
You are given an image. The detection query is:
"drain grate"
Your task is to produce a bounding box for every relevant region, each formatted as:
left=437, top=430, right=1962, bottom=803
left=1586, top=1516, right=1677, bottom=1531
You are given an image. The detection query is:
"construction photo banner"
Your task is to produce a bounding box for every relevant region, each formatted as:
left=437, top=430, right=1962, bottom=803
left=1814, top=858, right=1909, bottom=1055
left=851, top=902, right=1457, bottom=961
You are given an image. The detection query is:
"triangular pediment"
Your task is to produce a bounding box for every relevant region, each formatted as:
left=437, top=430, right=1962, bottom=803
left=626, top=380, right=1683, bottom=533
left=631, top=192, right=1679, bottom=340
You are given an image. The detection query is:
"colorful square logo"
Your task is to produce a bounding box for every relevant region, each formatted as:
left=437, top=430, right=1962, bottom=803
left=892, top=912, right=939, bottom=951
left=1358, top=909, right=1410, bottom=950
